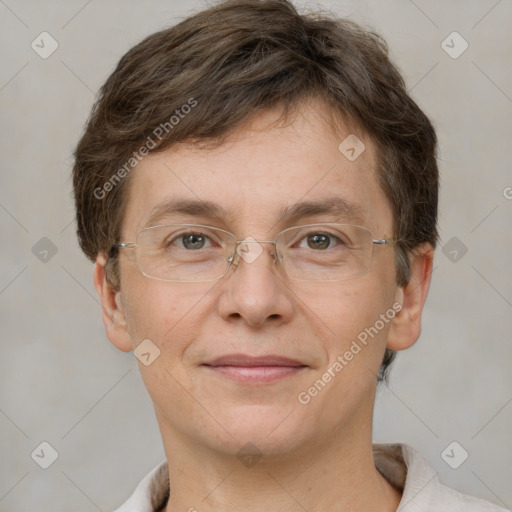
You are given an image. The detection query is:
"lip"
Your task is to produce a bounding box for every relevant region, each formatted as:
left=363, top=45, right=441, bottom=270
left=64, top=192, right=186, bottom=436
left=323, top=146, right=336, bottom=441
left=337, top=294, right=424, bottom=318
left=204, top=354, right=306, bottom=367
left=202, top=354, right=308, bottom=384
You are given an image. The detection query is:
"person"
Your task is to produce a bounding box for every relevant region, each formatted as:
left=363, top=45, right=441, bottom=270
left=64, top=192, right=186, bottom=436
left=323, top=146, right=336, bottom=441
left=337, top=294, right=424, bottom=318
left=71, top=1, right=508, bottom=510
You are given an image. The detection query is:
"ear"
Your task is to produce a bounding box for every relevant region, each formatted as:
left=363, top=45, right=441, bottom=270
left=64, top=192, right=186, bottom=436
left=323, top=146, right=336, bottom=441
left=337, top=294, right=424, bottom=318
left=386, top=243, right=434, bottom=351
left=93, top=253, right=133, bottom=352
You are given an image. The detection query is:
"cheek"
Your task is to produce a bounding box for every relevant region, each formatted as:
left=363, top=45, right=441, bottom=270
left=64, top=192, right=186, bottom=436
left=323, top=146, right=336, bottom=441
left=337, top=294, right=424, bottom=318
left=121, top=278, right=212, bottom=363
left=293, top=274, right=396, bottom=382
left=296, top=275, right=393, bottom=337
left=120, top=283, right=202, bottom=402
left=291, top=279, right=396, bottom=429
left=120, top=277, right=172, bottom=344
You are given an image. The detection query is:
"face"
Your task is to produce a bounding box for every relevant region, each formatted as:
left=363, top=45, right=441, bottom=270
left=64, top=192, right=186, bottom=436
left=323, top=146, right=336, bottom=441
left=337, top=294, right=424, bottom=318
left=100, top=99, right=414, bottom=459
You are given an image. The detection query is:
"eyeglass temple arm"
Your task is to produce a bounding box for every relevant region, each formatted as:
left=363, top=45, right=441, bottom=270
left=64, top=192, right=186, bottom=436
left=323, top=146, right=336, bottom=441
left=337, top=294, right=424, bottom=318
left=373, top=238, right=402, bottom=245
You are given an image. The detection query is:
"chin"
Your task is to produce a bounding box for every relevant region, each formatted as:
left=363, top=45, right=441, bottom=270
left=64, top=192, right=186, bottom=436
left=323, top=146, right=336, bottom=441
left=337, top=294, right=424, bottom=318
left=204, top=405, right=312, bottom=457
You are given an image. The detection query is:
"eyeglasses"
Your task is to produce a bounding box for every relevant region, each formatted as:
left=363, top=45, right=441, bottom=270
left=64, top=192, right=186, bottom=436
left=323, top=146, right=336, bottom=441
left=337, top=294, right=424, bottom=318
left=114, top=223, right=398, bottom=283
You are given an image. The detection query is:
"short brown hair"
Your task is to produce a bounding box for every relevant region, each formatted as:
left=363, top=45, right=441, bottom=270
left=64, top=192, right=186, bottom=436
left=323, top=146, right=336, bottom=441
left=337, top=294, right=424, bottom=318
left=72, top=0, right=438, bottom=382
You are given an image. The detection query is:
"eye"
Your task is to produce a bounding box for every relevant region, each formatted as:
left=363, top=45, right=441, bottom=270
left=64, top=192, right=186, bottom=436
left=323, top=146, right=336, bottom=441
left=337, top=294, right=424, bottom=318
left=298, top=232, right=344, bottom=250
left=168, top=232, right=216, bottom=250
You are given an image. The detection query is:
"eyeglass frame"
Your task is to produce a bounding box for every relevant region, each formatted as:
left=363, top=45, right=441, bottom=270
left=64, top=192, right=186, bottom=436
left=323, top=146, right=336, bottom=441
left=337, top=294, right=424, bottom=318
left=113, top=222, right=401, bottom=283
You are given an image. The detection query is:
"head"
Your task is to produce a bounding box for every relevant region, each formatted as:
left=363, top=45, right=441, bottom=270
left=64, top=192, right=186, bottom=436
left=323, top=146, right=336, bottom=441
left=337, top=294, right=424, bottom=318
left=73, top=0, right=437, bottom=457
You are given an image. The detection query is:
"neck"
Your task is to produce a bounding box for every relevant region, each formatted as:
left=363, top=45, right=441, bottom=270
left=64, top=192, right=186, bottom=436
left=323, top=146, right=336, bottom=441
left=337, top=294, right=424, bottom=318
left=159, top=420, right=402, bottom=512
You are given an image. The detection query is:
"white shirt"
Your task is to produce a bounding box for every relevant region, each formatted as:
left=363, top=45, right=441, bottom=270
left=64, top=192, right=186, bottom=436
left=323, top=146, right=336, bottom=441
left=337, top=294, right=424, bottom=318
left=112, top=443, right=509, bottom=511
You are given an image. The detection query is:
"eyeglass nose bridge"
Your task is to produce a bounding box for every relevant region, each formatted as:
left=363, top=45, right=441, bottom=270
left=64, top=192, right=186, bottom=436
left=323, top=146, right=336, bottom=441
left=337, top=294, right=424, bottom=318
left=227, top=239, right=280, bottom=270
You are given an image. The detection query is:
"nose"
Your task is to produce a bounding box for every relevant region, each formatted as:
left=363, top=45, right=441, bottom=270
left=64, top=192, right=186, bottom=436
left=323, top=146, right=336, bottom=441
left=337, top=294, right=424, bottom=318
left=218, top=240, right=294, bottom=329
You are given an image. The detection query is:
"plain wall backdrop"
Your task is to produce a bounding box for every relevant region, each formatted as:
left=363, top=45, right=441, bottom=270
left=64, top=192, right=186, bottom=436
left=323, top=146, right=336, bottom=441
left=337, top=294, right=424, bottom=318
left=0, top=0, right=511, bottom=510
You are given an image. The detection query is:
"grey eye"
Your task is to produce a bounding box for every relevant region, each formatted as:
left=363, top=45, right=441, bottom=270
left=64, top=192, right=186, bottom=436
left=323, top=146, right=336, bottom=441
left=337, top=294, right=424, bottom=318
left=180, top=233, right=208, bottom=250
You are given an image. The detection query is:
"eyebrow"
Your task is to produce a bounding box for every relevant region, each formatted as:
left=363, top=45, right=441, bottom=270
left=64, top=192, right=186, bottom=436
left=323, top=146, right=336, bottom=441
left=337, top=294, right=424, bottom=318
left=142, top=196, right=365, bottom=229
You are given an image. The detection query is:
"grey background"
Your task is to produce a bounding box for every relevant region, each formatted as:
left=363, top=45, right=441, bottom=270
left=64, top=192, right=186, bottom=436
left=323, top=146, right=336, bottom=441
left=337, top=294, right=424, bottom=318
left=0, top=0, right=511, bottom=510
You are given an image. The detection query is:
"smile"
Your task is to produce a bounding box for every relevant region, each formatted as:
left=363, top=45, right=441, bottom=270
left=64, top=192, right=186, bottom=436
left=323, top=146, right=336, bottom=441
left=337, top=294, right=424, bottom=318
left=202, top=354, right=309, bottom=384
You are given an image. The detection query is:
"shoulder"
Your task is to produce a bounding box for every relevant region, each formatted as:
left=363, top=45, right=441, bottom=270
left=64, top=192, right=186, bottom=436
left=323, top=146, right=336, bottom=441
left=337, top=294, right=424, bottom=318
left=427, top=482, right=509, bottom=511
left=112, top=460, right=169, bottom=512
left=397, top=444, right=509, bottom=512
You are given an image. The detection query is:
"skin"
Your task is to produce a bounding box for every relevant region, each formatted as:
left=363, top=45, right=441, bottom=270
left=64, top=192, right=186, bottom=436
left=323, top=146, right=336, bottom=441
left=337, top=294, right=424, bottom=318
left=94, top=98, right=433, bottom=512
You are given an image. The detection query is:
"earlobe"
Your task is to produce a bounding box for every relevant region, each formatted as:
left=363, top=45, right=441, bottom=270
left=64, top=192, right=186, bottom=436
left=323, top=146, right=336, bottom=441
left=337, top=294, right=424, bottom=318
left=386, top=243, right=434, bottom=351
left=93, top=254, right=134, bottom=353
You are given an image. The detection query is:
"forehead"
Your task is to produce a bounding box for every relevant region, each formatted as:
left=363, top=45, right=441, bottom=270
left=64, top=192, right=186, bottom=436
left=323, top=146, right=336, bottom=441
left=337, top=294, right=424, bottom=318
left=121, top=100, right=393, bottom=237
